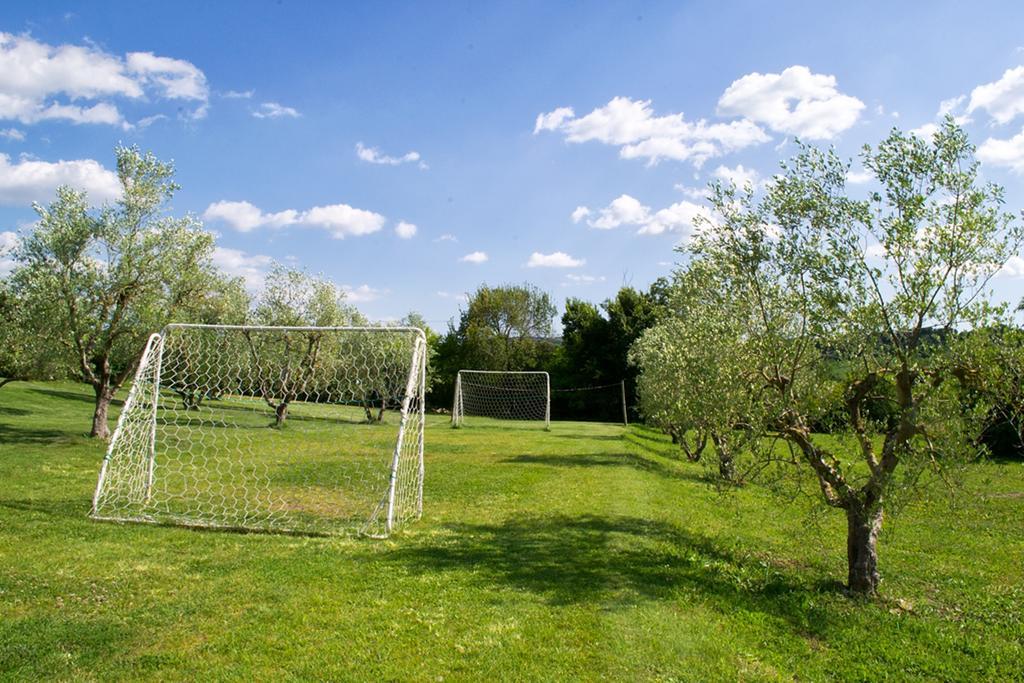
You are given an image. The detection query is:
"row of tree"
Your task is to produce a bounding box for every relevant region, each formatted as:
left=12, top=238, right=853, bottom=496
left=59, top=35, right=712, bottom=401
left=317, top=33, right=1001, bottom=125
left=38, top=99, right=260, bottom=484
left=630, top=118, right=1024, bottom=595
left=0, top=145, right=666, bottom=436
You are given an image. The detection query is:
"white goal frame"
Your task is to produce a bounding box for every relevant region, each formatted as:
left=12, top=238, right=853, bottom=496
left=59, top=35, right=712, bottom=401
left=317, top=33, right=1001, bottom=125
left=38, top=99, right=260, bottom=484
left=451, top=370, right=551, bottom=429
left=90, top=324, right=427, bottom=538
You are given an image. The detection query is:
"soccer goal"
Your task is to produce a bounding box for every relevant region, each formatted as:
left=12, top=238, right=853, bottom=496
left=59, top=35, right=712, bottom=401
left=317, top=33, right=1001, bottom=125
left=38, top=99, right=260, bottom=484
left=451, top=370, right=550, bottom=429
left=91, top=324, right=427, bottom=538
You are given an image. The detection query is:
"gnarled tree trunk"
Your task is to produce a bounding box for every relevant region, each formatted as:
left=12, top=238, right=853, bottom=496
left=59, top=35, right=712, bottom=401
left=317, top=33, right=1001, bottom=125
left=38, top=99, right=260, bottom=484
left=846, top=504, right=883, bottom=595
left=91, top=385, right=115, bottom=439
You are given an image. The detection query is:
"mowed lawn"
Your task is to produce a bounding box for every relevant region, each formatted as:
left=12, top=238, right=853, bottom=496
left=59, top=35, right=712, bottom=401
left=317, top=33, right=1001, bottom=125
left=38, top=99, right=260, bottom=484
left=1, top=382, right=1022, bottom=681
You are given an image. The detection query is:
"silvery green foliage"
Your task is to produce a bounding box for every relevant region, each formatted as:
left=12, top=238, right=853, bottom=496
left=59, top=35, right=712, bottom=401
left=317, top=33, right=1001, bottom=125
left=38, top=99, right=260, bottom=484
left=638, top=118, right=1023, bottom=593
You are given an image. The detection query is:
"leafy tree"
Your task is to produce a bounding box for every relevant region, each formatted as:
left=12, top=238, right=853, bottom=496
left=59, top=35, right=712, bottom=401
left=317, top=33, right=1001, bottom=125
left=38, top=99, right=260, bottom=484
left=0, top=278, right=68, bottom=388
left=646, top=119, right=1022, bottom=595
left=557, top=280, right=667, bottom=421
left=632, top=265, right=761, bottom=480
left=433, top=284, right=557, bottom=407
left=246, top=264, right=364, bottom=427
left=8, top=147, right=221, bottom=438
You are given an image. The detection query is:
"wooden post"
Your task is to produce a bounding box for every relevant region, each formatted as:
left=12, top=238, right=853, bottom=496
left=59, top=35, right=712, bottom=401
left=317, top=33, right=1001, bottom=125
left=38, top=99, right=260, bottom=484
left=621, top=380, right=628, bottom=426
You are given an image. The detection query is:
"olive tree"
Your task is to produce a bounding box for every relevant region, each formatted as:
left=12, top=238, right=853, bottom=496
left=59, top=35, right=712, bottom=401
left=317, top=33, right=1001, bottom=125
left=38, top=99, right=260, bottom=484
left=656, top=119, right=1021, bottom=595
left=8, top=147, right=221, bottom=438
left=246, top=264, right=364, bottom=427
left=631, top=264, right=762, bottom=480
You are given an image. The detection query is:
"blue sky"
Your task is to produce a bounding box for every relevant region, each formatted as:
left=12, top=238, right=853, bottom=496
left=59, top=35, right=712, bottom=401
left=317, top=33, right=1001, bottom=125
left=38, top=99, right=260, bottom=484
left=1, top=1, right=1023, bottom=326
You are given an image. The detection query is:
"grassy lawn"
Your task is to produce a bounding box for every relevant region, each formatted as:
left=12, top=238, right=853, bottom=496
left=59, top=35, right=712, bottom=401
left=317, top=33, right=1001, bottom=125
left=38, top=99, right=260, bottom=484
left=1, top=381, right=1022, bottom=681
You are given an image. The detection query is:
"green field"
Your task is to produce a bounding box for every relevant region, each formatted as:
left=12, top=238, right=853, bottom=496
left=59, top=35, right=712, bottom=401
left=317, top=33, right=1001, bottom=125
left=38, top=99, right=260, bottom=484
left=1, top=382, right=1022, bottom=681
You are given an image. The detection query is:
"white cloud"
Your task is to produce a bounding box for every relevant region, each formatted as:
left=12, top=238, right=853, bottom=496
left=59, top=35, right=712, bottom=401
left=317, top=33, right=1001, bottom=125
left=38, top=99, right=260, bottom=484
left=717, top=65, right=864, bottom=140
left=998, top=255, right=1024, bottom=278
left=571, top=206, right=591, bottom=223
left=434, top=233, right=458, bottom=242
left=938, top=95, right=967, bottom=117
left=0, top=32, right=208, bottom=126
left=0, top=128, right=24, bottom=141
left=562, top=273, right=606, bottom=286
left=202, top=200, right=298, bottom=232
left=395, top=221, right=417, bottom=239
left=252, top=102, right=300, bottom=119
left=977, top=127, right=1024, bottom=173
left=846, top=169, right=873, bottom=184
left=0, top=153, right=120, bottom=205
left=534, top=96, right=769, bottom=166
left=202, top=199, right=386, bottom=238
left=437, top=290, right=469, bottom=303
left=210, top=246, right=273, bottom=292
left=0, top=229, right=17, bottom=275
left=711, top=163, right=760, bottom=189
left=589, top=194, right=650, bottom=230
left=534, top=107, right=575, bottom=133
left=342, top=284, right=386, bottom=302
left=222, top=89, right=254, bottom=99
left=459, top=251, right=488, bottom=263
left=673, top=183, right=710, bottom=200
left=968, top=66, right=1024, bottom=125
left=526, top=251, right=585, bottom=268
left=584, top=193, right=714, bottom=237
left=909, top=122, right=939, bottom=140
left=355, top=142, right=425, bottom=168
left=126, top=52, right=208, bottom=101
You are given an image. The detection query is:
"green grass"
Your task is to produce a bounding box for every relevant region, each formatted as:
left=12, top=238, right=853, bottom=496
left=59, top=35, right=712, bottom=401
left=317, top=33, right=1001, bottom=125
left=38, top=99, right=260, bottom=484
left=2, top=381, right=1022, bottom=681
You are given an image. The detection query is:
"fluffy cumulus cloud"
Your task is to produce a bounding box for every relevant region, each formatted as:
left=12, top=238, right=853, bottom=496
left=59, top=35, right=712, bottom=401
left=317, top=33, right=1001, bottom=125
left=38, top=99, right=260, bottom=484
left=0, top=229, right=17, bottom=275
left=526, top=251, right=585, bottom=268
left=577, top=193, right=714, bottom=237
left=342, top=284, right=386, bottom=302
left=571, top=206, right=591, bottom=223
left=717, top=65, right=864, bottom=139
left=977, top=127, right=1024, bottom=173
left=969, top=66, right=1024, bottom=125
left=210, top=246, right=274, bottom=292
left=252, top=102, right=300, bottom=119
left=711, top=163, right=760, bottom=189
left=394, top=221, right=417, bottom=239
left=0, top=128, right=24, bottom=141
left=459, top=251, right=488, bottom=263
left=0, top=32, right=208, bottom=126
left=356, top=142, right=427, bottom=169
left=202, top=199, right=386, bottom=238
left=534, top=96, right=768, bottom=166
left=999, top=255, right=1024, bottom=278
left=0, top=153, right=120, bottom=205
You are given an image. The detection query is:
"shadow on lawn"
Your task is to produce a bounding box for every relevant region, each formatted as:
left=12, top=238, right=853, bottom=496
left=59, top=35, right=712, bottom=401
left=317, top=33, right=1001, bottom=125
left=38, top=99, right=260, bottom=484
left=502, top=450, right=706, bottom=484
left=28, top=387, right=124, bottom=408
left=0, top=422, right=81, bottom=446
left=388, top=514, right=840, bottom=636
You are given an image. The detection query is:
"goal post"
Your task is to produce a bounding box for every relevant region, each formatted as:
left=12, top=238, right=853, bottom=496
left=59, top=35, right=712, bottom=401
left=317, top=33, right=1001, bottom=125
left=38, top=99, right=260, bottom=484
left=91, top=324, right=427, bottom=538
left=451, top=370, right=550, bottom=429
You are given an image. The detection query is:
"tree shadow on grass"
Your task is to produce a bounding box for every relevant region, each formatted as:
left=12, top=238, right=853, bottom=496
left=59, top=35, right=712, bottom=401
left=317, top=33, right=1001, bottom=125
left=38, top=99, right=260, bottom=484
left=502, top=450, right=707, bottom=484
left=0, top=422, right=82, bottom=446
left=387, top=514, right=841, bottom=637
left=28, top=387, right=125, bottom=408
left=0, top=496, right=89, bottom=518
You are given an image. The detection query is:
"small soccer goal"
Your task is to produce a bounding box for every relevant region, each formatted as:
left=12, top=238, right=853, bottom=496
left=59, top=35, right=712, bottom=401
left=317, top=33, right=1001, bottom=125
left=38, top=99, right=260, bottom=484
left=91, top=324, right=427, bottom=538
left=451, top=370, right=550, bottom=429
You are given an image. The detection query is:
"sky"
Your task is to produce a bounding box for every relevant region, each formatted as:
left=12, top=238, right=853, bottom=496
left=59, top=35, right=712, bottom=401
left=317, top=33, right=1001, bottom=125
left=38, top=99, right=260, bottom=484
left=1, top=1, right=1023, bottom=327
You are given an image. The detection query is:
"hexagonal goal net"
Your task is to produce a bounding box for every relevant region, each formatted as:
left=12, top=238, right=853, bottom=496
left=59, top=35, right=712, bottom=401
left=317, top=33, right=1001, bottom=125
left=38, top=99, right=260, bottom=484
left=91, top=324, right=427, bottom=538
left=451, top=370, right=550, bottom=429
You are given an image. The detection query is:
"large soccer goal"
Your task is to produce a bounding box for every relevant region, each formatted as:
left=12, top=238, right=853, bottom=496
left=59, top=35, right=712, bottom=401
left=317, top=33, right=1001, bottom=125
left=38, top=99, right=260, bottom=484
left=91, top=324, right=427, bottom=538
left=451, top=370, right=550, bottom=429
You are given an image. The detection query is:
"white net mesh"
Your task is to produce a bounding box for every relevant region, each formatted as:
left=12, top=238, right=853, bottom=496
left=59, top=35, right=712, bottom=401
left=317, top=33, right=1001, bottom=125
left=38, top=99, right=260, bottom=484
left=91, top=324, right=426, bottom=537
left=451, top=370, right=550, bottom=429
